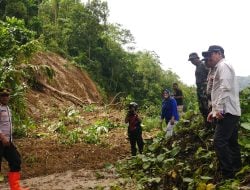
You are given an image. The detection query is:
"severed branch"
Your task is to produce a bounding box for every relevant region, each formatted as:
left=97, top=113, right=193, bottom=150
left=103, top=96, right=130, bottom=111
left=39, top=81, right=93, bottom=106
left=106, top=92, right=125, bottom=107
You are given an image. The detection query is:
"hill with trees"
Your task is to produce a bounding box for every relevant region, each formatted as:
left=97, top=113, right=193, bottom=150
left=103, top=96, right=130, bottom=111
left=0, top=1, right=249, bottom=190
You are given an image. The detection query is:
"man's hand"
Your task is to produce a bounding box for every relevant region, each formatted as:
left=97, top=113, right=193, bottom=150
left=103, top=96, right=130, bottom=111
left=207, top=112, right=213, bottom=123
left=215, top=111, right=224, bottom=120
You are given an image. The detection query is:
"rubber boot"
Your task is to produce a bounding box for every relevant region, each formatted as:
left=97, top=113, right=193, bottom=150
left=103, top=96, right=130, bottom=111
left=8, top=172, right=29, bottom=190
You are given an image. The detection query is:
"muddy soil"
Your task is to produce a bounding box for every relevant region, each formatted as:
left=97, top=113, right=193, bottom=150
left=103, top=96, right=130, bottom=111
left=0, top=168, right=133, bottom=190
left=0, top=52, right=140, bottom=189
left=0, top=128, right=133, bottom=190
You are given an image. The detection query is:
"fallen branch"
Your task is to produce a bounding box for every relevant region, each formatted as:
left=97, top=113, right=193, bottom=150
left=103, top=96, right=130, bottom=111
left=39, top=81, right=93, bottom=106
left=106, top=92, right=125, bottom=107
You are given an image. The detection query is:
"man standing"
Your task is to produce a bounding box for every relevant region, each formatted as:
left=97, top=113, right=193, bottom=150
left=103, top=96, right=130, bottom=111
left=0, top=88, right=29, bottom=190
left=188, top=52, right=209, bottom=124
left=202, top=45, right=241, bottom=180
left=172, top=83, right=184, bottom=116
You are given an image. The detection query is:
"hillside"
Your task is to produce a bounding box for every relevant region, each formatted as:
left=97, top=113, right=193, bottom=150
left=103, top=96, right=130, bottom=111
left=26, top=52, right=102, bottom=121
left=0, top=52, right=132, bottom=189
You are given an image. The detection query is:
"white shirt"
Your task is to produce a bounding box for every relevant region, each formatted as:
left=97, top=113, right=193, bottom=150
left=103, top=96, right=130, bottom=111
left=211, top=58, right=241, bottom=116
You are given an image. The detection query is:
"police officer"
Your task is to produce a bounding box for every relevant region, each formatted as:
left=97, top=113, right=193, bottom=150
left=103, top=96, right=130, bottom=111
left=202, top=45, right=241, bottom=180
left=0, top=88, right=29, bottom=190
left=188, top=52, right=209, bottom=124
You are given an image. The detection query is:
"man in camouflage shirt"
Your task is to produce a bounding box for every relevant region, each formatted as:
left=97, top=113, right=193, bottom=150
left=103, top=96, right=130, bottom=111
left=188, top=52, right=209, bottom=123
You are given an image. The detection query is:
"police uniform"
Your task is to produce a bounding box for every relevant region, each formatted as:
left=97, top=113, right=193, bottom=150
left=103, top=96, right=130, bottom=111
left=195, top=62, right=209, bottom=117
left=188, top=53, right=209, bottom=119
left=0, top=88, right=29, bottom=189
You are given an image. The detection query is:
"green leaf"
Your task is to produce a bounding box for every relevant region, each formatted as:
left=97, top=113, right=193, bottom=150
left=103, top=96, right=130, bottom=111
left=148, top=142, right=160, bottom=152
left=235, top=165, right=250, bottom=176
left=170, top=146, right=181, bottom=157
left=142, top=162, right=151, bottom=170
left=156, top=153, right=165, bottom=162
left=149, top=177, right=161, bottom=183
left=241, top=123, right=250, bottom=130
left=200, top=176, right=213, bottom=180
left=239, top=137, right=250, bottom=148
left=183, top=177, right=193, bottom=183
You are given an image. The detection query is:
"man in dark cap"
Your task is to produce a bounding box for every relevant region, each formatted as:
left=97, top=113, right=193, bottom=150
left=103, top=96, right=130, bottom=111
left=188, top=52, right=209, bottom=125
left=0, top=87, right=29, bottom=189
left=202, top=45, right=241, bottom=181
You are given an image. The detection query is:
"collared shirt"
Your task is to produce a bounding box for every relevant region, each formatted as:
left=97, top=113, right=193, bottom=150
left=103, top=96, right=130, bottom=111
left=0, top=105, right=12, bottom=141
left=211, top=58, right=241, bottom=116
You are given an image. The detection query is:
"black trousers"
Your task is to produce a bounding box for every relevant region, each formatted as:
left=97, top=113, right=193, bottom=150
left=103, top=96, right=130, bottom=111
left=0, top=142, right=21, bottom=172
left=214, top=114, right=241, bottom=179
left=128, top=128, right=144, bottom=156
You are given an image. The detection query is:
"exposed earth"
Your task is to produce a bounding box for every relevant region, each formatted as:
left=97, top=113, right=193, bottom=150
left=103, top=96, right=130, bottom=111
left=0, top=128, right=131, bottom=189
left=0, top=52, right=137, bottom=189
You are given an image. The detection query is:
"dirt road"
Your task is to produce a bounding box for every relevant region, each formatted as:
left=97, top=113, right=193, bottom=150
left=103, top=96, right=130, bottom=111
left=0, top=168, right=127, bottom=190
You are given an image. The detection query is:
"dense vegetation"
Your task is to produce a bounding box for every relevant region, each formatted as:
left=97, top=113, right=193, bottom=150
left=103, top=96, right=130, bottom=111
left=0, top=0, right=249, bottom=189
left=0, top=0, right=195, bottom=107
left=116, top=87, right=250, bottom=190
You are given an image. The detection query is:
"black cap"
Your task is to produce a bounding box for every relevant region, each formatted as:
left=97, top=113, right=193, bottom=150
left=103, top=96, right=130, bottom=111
left=188, top=52, right=199, bottom=61
left=0, top=88, right=10, bottom=96
left=202, top=45, right=224, bottom=58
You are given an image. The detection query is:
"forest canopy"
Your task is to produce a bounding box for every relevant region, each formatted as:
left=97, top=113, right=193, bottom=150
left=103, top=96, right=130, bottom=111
left=0, top=0, right=196, bottom=124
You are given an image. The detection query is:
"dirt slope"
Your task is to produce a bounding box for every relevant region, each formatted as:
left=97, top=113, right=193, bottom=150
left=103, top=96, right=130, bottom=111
left=0, top=52, right=132, bottom=189
left=26, top=52, right=102, bottom=121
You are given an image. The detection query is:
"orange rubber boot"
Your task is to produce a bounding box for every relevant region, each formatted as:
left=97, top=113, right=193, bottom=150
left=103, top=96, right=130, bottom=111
left=8, top=172, right=29, bottom=190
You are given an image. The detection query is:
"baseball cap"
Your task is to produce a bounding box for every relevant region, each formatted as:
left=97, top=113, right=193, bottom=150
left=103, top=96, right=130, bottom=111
left=188, top=52, right=199, bottom=61
left=202, top=45, right=224, bottom=58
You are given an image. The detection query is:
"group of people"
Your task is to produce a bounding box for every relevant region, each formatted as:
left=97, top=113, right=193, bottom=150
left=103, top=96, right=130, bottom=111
left=125, top=83, right=184, bottom=156
left=125, top=45, right=241, bottom=182
left=0, top=45, right=241, bottom=189
left=189, top=45, right=241, bottom=181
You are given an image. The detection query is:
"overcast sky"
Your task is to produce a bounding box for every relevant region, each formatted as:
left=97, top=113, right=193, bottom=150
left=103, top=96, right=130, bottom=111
left=105, top=0, right=250, bottom=86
